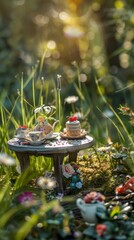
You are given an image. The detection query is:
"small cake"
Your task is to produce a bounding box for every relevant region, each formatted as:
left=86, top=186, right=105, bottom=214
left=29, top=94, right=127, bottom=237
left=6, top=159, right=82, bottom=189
left=16, top=125, right=28, bottom=138
left=65, top=116, right=81, bottom=137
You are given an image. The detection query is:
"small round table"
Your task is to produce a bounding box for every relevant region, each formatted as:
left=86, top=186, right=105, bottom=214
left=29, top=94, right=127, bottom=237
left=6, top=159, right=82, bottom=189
left=8, top=134, right=94, bottom=193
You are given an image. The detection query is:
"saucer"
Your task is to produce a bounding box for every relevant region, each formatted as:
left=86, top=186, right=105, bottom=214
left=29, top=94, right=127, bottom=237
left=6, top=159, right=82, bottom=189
left=28, top=139, right=45, bottom=146
left=14, top=135, right=29, bottom=141
left=60, top=130, right=87, bottom=139
left=27, top=133, right=58, bottom=145
left=44, top=133, right=59, bottom=140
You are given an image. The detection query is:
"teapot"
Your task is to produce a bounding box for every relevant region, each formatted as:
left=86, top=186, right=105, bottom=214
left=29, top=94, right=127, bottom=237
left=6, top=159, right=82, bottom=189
left=76, top=198, right=106, bottom=224
left=34, top=116, right=59, bottom=137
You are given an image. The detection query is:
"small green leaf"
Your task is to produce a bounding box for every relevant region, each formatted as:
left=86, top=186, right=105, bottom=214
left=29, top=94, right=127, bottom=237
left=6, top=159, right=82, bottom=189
left=110, top=205, right=121, bottom=218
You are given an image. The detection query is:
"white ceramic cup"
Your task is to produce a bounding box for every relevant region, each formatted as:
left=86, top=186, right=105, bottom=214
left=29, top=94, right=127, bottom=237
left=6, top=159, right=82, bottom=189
left=29, top=131, right=43, bottom=141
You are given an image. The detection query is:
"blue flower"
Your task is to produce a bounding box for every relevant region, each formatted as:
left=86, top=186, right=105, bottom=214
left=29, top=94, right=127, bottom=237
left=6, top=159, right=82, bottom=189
left=76, top=181, right=82, bottom=189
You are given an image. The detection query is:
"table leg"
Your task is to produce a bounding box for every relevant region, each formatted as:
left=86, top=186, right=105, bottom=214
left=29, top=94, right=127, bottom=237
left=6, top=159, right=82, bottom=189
left=16, top=152, right=30, bottom=173
left=53, top=153, right=65, bottom=193
left=69, top=151, right=78, bottom=162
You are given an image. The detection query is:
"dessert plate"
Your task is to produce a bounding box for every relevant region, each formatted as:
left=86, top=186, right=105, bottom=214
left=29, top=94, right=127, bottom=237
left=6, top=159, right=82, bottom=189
left=60, top=130, right=87, bottom=139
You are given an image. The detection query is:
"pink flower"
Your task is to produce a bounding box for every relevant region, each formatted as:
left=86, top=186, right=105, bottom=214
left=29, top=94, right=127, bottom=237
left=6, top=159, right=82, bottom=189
left=18, top=192, right=34, bottom=204
left=96, top=224, right=107, bottom=236
left=72, top=164, right=79, bottom=170
left=62, top=163, right=75, bottom=178
left=83, top=191, right=105, bottom=204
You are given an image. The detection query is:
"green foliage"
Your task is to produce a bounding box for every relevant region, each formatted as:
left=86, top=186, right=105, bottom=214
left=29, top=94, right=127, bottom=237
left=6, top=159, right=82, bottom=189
left=0, top=1, right=134, bottom=239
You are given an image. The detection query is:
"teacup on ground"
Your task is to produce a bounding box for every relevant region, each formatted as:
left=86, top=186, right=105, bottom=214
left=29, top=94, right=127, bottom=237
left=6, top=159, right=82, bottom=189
left=29, top=131, right=43, bottom=141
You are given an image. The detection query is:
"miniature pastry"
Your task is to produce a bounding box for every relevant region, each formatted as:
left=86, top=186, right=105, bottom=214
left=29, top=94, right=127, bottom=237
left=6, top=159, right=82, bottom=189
left=16, top=125, right=28, bottom=138
left=65, top=116, right=81, bottom=137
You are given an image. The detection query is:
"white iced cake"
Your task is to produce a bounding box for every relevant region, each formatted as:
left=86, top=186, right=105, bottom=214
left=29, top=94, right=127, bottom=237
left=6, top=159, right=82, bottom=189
left=65, top=116, right=81, bottom=137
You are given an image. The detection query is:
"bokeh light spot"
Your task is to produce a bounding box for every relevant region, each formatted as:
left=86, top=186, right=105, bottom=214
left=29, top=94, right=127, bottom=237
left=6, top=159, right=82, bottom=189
left=13, top=0, right=25, bottom=6
left=34, top=15, right=49, bottom=26
left=63, top=25, right=84, bottom=38
left=59, top=12, right=70, bottom=22
left=47, top=40, right=56, bottom=50
left=80, top=73, right=87, bottom=82
left=119, top=53, right=129, bottom=68
left=92, top=2, right=101, bottom=11
left=123, top=41, right=132, bottom=50
left=114, top=0, right=124, bottom=9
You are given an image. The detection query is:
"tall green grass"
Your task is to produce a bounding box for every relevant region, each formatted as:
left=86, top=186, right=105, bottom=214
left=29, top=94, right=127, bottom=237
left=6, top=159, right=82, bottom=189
left=0, top=52, right=134, bottom=180
left=0, top=59, right=62, bottom=182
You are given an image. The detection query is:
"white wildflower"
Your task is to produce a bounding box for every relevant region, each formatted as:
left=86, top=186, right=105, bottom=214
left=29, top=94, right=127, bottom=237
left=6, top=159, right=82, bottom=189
left=34, top=106, right=43, bottom=114
left=0, top=153, right=16, bottom=166
left=97, top=146, right=112, bottom=152
left=37, top=176, right=56, bottom=190
left=74, top=112, right=83, bottom=119
left=43, top=106, right=51, bottom=114
left=64, top=96, right=79, bottom=104
left=34, top=105, right=53, bottom=115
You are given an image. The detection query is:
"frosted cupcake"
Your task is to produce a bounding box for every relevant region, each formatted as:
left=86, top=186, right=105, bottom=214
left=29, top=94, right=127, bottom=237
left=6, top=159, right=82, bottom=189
left=65, top=116, right=81, bottom=137
left=16, top=125, right=28, bottom=138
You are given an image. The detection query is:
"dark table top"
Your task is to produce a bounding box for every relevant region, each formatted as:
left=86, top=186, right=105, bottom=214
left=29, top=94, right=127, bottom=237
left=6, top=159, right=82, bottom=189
left=8, top=134, right=94, bottom=154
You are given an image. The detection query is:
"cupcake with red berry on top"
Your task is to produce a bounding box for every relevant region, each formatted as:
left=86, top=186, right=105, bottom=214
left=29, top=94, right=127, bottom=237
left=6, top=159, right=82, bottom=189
left=16, top=125, right=28, bottom=138
left=65, top=116, right=81, bottom=137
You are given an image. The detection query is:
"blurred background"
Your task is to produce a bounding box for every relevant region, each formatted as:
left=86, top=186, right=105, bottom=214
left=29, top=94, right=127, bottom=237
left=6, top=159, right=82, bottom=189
left=0, top=0, right=134, bottom=143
